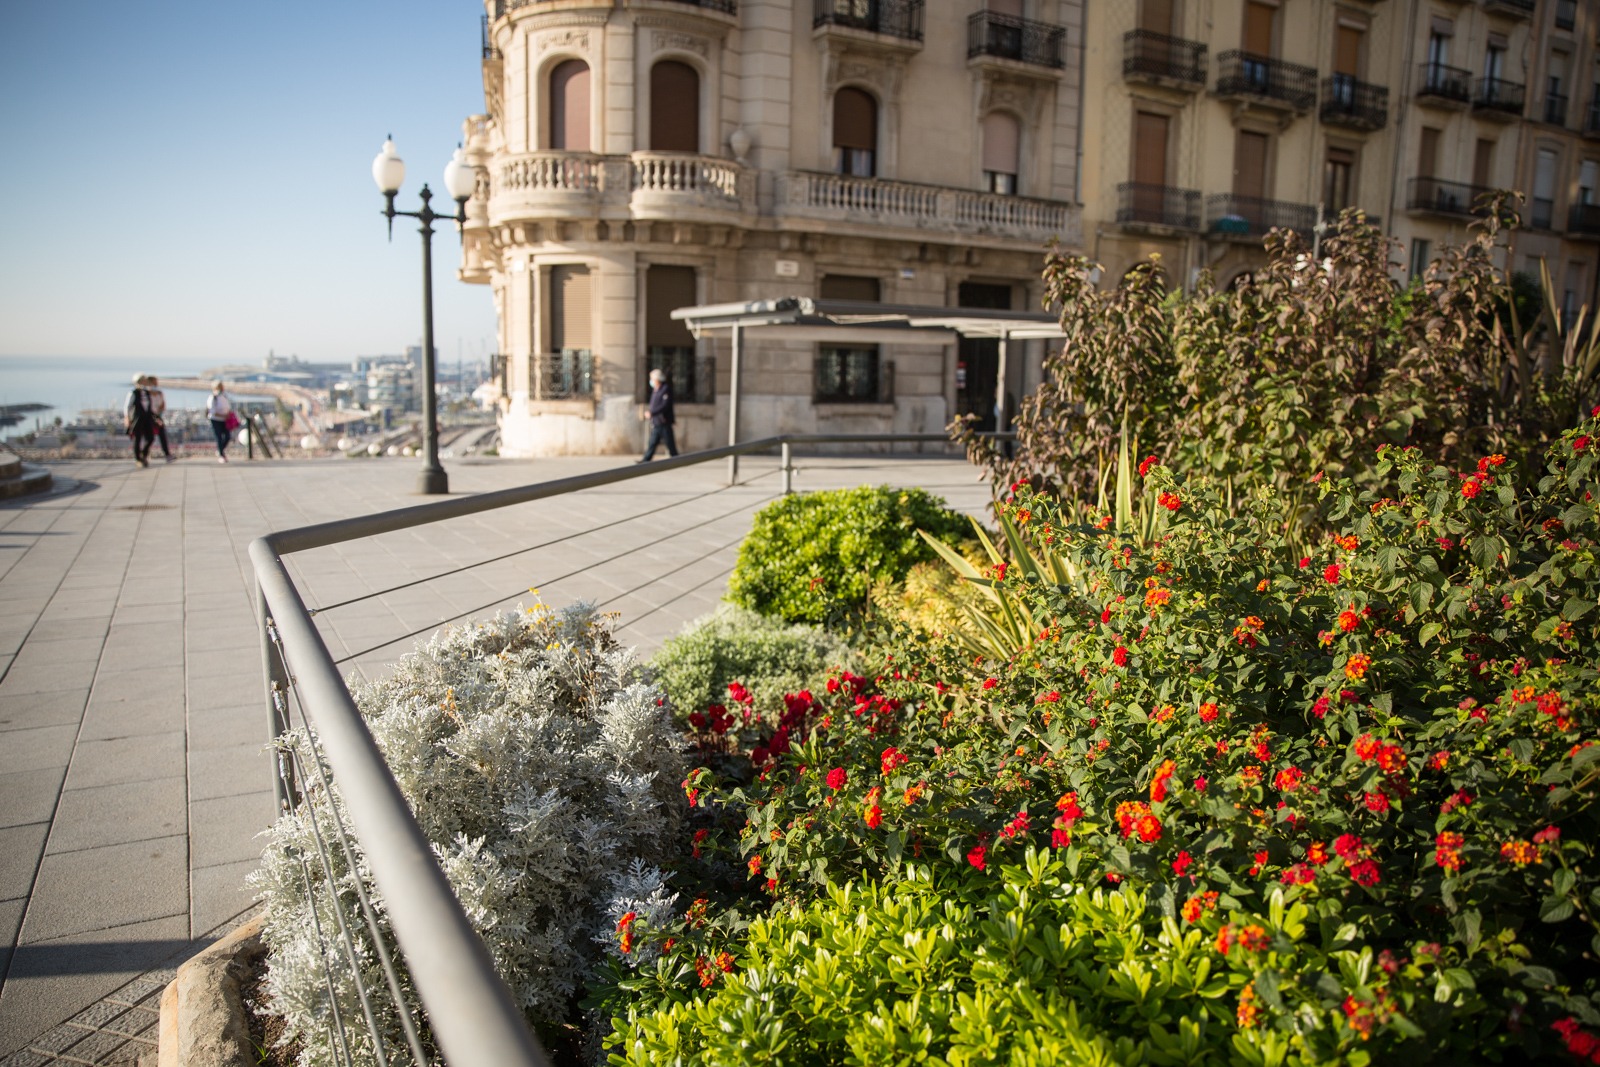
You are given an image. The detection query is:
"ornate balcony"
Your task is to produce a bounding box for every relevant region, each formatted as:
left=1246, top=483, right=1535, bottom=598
left=529, top=351, right=595, bottom=402
left=1569, top=203, right=1600, bottom=239
left=1321, top=75, right=1388, bottom=130
left=1406, top=177, right=1493, bottom=218
left=967, top=11, right=1065, bottom=71
left=774, top=171, right=1080, bottom=247
left=813, top=0, right=924, bottom=45
left=1482, top=0, right=1533, bottom=17
left=1215, top=51, right=1317, bottom=112
left=1122, top=30, right=1207, bottom=90
left=1474, top=76, right=1525, bottom=119
left=1416, top=62, right=1472, bottom=108
left=1117, top=182, right=1202, bottom=231
left=1204, top=194, right=1316, bottom=240
left=488, top=151, right=754, bottom=227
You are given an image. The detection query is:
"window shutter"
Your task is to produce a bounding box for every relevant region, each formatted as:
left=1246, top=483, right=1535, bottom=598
left=1134, top=111, right=1170, bottom=187
left=1473, top=139, right=1495, bottom=188
left=1334, top=26, right=1362, bottom=76
left=1244, top=2, right=1275, bottom=55
left=981, top=112, right=1021, bottom=176
left=650, top=62, right=701, bottom=152
left=988, top=0, right=1023, bottom=14
left=549, top=60, right=590, bottom=152
left=833, top=88, right=877, bottom=151
left=1418, top=127, right=1440, bottom=179
left=550, top=266, right=593, bottom=351
left=1139, top=0, right=1174, bottom=35
left=646, top=266, right=697, bottom=348
left=820, top=275, right=881, bottom=302
left=1234, top=131, right=1268, bottom=199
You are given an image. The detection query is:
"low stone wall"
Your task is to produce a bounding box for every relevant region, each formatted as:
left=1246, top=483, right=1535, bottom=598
left=157, top=916, right=265, bottom=1067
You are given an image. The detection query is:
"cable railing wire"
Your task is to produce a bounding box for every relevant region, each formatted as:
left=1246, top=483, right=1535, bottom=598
left=330, top=487, right=783, bottom=666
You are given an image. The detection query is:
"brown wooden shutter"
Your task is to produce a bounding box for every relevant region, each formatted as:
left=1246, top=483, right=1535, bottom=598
left=988, top=0, right=1023, bottom=14
left=1418, top=127, right=1440, bottom=179
left=820, top=275, right=881, bottom=302
left=1244, top=2, right=1275, bottom=55
left=549, top=60, right=590, bottom=152
left=982, top=112, right=1020, bottom=175
left=1334, top=26, right=1362, bottom=76
left=1134, top=111, right=1169, bottom=186
left=1473, top=139, right=1494, bottom=187
left=646, top=266, right=697, bottom=348
left=1234, top=130, right=1268, bottom=199
left=833, top=88, right=877, bottom=151
left=1140, top=0, right=1174, bottom=35
left=550, top=266, right=592, bottom=350
left=650, top=61, right=700, bottom=152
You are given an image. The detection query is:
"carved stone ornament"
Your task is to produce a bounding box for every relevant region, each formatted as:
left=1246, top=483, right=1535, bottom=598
left=823, top=46, right=905, bottom=99
left=978, top=74, right=1048, bottom=126
left=536, top=28, right=592, bottom=54
left=652, top=29, right=709, bottom=58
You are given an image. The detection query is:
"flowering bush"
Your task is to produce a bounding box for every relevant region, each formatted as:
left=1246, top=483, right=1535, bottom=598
left=252, top=604, right=687, bottom=1065
left=726, top=486, right=974, bottom=624
left=648, top=605, right=856, bottom=719
left=612, top=420, right=1600, bottom=1061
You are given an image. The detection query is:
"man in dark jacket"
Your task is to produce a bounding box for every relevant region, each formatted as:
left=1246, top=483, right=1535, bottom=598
left=641, top=368, right=678, bottom=462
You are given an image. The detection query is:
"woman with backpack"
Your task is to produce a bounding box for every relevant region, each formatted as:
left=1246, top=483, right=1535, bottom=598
left=206, top=381, right=237, bottom=464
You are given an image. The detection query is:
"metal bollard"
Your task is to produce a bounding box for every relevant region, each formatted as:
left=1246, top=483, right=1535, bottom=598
left=781, top=441, right=793, bottom=494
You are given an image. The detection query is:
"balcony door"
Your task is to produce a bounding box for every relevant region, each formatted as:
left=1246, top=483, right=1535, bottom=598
left=1473, top=139, right=1495, bottom=189
left=833, top=87, right=878, bottom=177
left=956, top=282, right=1013, bottom=432
left=548, top=60, right=591, bottom=152
left=1331, top=24, right=1363, bottom=105
left=650, top=61, right=701, bottom=153
left=1140, top=0, right=1175, bottom=35
left=1242, top=3, right=1276, bottom=91
left=982, top=112, right=1021, bottom=194
left=1234, top=130, right=1269, bottom=202
left=1132, top=111, right=1170, bottom=220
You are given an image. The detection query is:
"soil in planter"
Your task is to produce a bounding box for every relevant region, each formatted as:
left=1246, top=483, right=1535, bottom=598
left=241, top=962, right=302, bottom=1067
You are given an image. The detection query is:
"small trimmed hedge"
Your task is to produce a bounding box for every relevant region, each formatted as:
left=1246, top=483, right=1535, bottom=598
left=649, top=606, right=855, bottom=717
left=726, top=486, right=974, bottom=624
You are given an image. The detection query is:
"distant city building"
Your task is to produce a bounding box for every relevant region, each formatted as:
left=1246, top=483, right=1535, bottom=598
left=462, top=0, right=1087, bottom=457
left=367, top=363, right=418, bottom=413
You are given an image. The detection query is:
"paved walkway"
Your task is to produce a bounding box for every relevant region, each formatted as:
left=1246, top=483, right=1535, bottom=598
left=0, top=448, right=992, bottom=1062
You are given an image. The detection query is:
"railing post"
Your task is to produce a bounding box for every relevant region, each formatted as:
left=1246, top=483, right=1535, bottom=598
left=260, top=582, right=295, bottom=813
left=781, top=441, right=793, bottom=494
left=727, top=322, right=742, bottom=485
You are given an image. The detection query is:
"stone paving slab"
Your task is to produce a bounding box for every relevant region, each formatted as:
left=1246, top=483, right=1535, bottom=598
left=0, top=448, right=993, bottom=1061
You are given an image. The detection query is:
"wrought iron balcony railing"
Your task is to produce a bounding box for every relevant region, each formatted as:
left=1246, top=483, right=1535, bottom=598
left=1482, top=0, right=1533, bottom=16
left=967, top=11, right=1065, bottom=68
left=530, top=351, right=595, bottom=401
left=1121, top=29, right=1207, bottom=86
left=494, top=0, right=735, bottom=13
left=813, top=0, right=924, bottom=42
left=1570, top=203, right=1600, bottom=238
left=1556, top=0, right=1577, bottom=28
left=1406, top=177, right=1493, bottom=218
left=637, top=353, right=716, bottom=405
left=1546, top=93, right=1569, bottom=126
left=1475, top=76, right=1525, bottom=116
left=481, top=14, right=499, bottom=60
left=1205, top=193, right=1317, bottom=239
left=1417, top=62, right=1472, bottom=104
left=1321, top=75, right=1389, bottom=129
left=1117, top=182, right=1202, bottom=230
left=1215, top=51, right=1317, bottom=110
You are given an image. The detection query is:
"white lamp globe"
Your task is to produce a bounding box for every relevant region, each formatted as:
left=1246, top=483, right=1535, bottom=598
left=443, top=147, right=475, bottom=202
left=372, top=138, right=405, bottom=194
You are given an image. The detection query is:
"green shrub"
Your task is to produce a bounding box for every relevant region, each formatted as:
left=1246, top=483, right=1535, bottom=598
left=617, top=420, right=1600, bottom=1061
left=609, top=855, right=1449, bottom=1066
left=649, top=606, right=856, bottom=716
left=726, top=486, right=975, bottom=624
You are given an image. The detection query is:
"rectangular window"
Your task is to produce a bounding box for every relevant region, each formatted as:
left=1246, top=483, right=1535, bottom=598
left=1234, top=130, right=1269, bottom=200
left=984, top=171, right=1018, bottom=194
left=1564, top=262, right=1583, bottom=324
left=1473, top=139, right=1495, bottom=188
left=815, top=346, right=882, bottom=403
left=1323, top=147, right=1355, bottom=212
left=1409, top=239, right=1432, bottom=280
left=819, top=274, right=881, bottom=302
left=1418, top=127, right=1441, bottom=178
left=1533, top=149, right=1559, bottom=229
left=1579, top=160, right=1598, bottom=204
left=644, top=265, right=701, bottom=403
left=546, top=264, right=594, bottom=399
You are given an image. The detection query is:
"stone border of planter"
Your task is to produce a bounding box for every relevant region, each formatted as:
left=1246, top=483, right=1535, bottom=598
left=156, top=916, right=265, bottom=1067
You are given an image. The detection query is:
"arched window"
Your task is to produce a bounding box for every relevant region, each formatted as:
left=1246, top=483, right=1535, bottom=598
left=650, top=60, right=701, bottom=152
left=548, top=60, right=590, bottom=151
left=981, top=112, right=1020, bottom=194
left=832, top=87, right=877, bottom=177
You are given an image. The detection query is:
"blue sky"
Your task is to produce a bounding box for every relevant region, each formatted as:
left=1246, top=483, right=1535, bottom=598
left=0, top=1, right=497, bottom=364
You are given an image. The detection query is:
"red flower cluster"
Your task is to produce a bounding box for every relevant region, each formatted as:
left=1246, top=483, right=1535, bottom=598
left=998, top=810, right=1030, bottom=840
left=1114, top=800, right=1162, bottom=842
left=880, top=746, right=908, bottom=776
left=1324, top=563, right=1342, bottom=585
left=1337, top=609, right=1361, bottom=633
left=1150, top=759, right=1178, bottom=802
left=967, top=844, right=987, bottom=871
left=1181, top=891, right=1219, bottom=923
left=826, top=767, right=848, bottom=790
left=1138, top=455, right=1160, bottom=477
left=1280, top=863, right=1316, bottom=885
left=1113, top=645, right=1129, bottom=667
left=616, top=911, right=638, bottom=954
left=1051, top=791, right=1083, bottom=848
left=1232, top=615, right=1265, bottom=647
left=691, top=828, right=709, bottom=859
left=1460, top=478, right=1483, bottom=499
left=1553, top=1018, right=1600, bottom=1064
left=1344, top=652, right=1372, bottom=681
left=1197, top=702, right=1220, bottom=723
left=1216, top=923, right=1269, bottom=956
left=1435, top=831, right=1464, bottom=872
left=1500, top=839, right=1540, bottom=866
left=688, top=703, right=735, bottom=735
left=1156, top=491, right=1182, bottom=511
left=1273, top=766, right=1305, bottom=792
left=1144, top=586, right=1172, bottom=610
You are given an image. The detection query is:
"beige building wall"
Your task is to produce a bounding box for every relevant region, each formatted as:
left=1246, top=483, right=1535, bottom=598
left=463, top=0, right=1085, bottom=457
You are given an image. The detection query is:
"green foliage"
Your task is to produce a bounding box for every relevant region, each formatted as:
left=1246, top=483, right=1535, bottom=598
left=609, top=857, right=1445, bottom=1066
left=726, top=486, right=974, bottom=624
left=616, top=421, right=1600, bottom=1061
left=650, top=605, right=856, bottom=716
left=958, top=203, right=1599, bottom=547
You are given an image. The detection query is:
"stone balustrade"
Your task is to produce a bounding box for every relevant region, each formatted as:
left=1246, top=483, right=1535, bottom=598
left=488, top=150, right=754, bottom=225
left=776, top=170, right=1080, bottom=246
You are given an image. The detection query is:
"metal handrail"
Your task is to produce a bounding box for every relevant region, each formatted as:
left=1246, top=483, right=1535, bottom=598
left=251, top=432, right=993, bottom=1065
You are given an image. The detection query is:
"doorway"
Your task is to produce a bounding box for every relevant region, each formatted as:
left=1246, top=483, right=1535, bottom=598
left=956, top=282, right=1013, bottom=432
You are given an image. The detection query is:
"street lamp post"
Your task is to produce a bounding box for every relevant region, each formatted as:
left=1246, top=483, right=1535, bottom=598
left=371, top=137, right=476, bottom=495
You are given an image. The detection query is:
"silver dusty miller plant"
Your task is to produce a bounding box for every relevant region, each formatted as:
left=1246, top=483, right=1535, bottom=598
left=250, top=602, right=687, bottom=1066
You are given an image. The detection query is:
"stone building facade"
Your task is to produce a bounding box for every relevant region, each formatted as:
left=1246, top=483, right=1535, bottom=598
left=460, top=0, right=1085, bottom=457
left=1078, top=0, right=1600, bottom=300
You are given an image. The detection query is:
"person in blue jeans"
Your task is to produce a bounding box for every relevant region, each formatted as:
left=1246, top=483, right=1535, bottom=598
left=640, top=368, right=678, bottom=462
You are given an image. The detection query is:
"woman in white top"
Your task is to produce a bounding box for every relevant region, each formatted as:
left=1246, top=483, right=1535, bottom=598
left=205, top=381, right=234, bottom=464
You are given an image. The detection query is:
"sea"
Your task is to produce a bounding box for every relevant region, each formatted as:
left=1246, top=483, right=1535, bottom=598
left=0, top=355, right=231, bottom=428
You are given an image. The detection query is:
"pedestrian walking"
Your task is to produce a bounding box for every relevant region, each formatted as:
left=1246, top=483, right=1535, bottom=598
left=146, top=375, right=173, bottom=461
left=125, top=375, right=156, bottom=468
left=639, top=368, right=678, bottom=462
left=206, top=381, right=236, bottom=464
